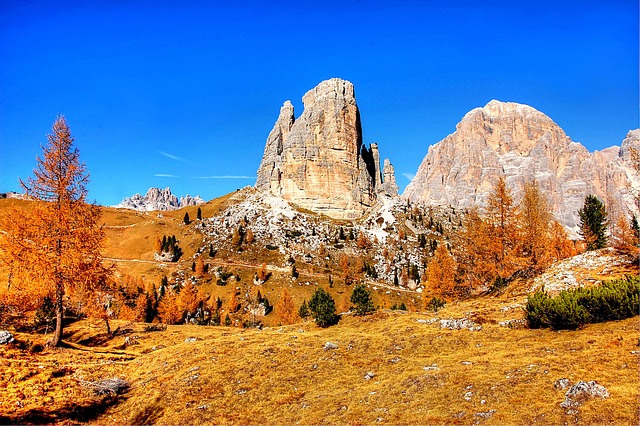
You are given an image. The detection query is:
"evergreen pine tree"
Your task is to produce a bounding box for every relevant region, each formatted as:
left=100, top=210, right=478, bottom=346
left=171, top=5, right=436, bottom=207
left=183, top=212, right=190, bottom=225
left=632, top=215, right=640, bottom=245
left=350, top=284, right=375, bottom=316
left=298, top=299, right=310, bottom=319
left=197, top=207, right=202, bottom=220
left=578, top=195, right=608, bottom=250
left=308, top=288, right=337, bottom=327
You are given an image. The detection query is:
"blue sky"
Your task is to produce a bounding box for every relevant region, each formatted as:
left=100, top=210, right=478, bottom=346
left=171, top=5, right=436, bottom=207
left=1, top=0, right=637, bottom=206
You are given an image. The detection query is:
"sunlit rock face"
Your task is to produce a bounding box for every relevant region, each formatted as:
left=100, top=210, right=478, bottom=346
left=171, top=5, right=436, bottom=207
left=256, top=78, right=397, bottom=219
left=404, top=100, right=639, bottom=231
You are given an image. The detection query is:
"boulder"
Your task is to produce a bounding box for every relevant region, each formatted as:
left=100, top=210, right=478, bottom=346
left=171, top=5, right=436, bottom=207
left=560, top=380, right=610, bottom=409
left=0, top=330, right=14, bottom=345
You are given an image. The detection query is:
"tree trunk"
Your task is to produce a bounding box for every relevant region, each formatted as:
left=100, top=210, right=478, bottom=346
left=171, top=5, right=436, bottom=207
left=51, top=290, right=64, bottom=347
left=104, top=316, right=112, bottom=335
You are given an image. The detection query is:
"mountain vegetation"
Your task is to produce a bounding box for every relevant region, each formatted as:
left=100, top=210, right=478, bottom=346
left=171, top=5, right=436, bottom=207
left=0, top=84, right=638, bottom=424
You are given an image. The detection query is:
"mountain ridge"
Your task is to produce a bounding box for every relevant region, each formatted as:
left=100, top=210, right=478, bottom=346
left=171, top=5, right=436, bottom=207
left=403, top=99, right=639, bottom=231
left=114, top=187, right=204, bottom=212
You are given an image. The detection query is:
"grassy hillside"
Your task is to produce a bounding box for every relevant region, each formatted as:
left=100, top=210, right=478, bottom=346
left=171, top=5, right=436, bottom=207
left=0, top=306, right=637, bottom=425
left=1, top=195, right=638, bottom=424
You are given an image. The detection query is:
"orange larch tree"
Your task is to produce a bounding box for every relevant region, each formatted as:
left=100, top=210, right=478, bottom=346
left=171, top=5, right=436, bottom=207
left=275, top=288, right=298, bottom=325
left=520, top=180, right=553, bottom=270
left=486, top=176, right=521, bottom=279
left=425, top=242, right=457, bottom=299
left=0, top=116, right=110, bottom=346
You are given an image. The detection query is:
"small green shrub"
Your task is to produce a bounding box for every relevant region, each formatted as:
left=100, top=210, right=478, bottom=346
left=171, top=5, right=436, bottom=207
left=525, top=276, right=639, bottom=330
left=390, top=302, right=407, bottom=311
left=298, top=299, right=310, bottom=319
left=308, top=288, right=338, bottom=327
left=350, top=284, right=375, bottom=316
left=426, top=296, right=446, bottom=312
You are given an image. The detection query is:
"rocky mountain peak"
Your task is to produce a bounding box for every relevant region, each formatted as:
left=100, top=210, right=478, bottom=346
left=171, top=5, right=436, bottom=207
left=115, top=187, right=204, bottom=211
left=404, top=101, right=639, bottom=231
left=255, top=78, right=397, bottom=219
left=619, top=129, right=640, bottom=162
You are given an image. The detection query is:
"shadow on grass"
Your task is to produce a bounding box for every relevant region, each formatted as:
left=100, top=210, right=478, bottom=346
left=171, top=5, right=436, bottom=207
left=0, top=394, right=127, bottom=424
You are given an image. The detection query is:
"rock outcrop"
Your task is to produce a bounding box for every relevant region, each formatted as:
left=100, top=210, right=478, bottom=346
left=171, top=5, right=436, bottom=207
left=255, top=78, right=397, bottom=219
left=115, top=187, right=204, bottom=211
left=404, top=100, right=640, bottom=231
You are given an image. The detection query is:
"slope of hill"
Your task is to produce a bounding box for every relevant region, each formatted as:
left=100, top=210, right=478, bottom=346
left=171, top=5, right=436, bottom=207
left=0, top=306, right=637, bottom=425
left=0, top=190, right=638, bottom=424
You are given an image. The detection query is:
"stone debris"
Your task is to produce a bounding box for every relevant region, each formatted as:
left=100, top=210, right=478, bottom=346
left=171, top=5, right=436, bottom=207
left=560, top=381, right=610, bottom=410
left=364, top=372, right=376, bottom=380
left=475, top=410, right=496, bottom=419
left=554, top=378, right=571, bottom=390
left=184, top=337, right=198, bottom=343
left=498, top=319, right=527, bottom=328
left=531, top=248, right=638, bottom=293
left=440, top=318, right=482, bottom=331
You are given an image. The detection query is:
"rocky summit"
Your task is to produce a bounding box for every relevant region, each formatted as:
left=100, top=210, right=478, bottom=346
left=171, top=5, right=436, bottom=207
left=115, top=187, right=204, bottom=211
left=404, top=100, right=640, bottom=231
left=255, top=78, right=397, bottom=220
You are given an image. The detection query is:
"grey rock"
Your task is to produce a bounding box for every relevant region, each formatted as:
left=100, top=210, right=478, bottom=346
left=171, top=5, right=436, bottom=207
left=440, top=318, right=481, bottom=331
left=560, top=380, right=610, bottom=409
left=323, top=341, right=338, bottom=351
left=184, top=337, right=198, bottom=343
left=554, top=378, right=571, bottom=390
left=0, top=330, right=14, bottom=345
left=364, top=371, right=376, bottom=380
left=475, top=410, right=496, bottom=419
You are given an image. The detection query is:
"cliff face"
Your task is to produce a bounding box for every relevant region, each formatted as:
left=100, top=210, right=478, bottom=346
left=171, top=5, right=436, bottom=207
left=256, top=78, right=397, bottom=219
left=404, top=100, right=639, bottom=230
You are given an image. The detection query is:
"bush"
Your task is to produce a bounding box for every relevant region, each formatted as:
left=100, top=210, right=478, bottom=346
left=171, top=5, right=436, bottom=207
left=390, top=302, right=407, bottom=311
left=350, top=284, right=375, bottom=316
left=525, top=276, right=639, bottom=330
left=298, top=299, right=310, bottom=319
left=308, top=288, right=337, bottom=327
left=426, top=296, right=446, bottom=312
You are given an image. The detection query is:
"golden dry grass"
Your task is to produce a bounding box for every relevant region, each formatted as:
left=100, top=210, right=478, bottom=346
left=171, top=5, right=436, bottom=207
left=1, top=197, right=639, bottom=424
left=1, top=299, right=638, bottom=425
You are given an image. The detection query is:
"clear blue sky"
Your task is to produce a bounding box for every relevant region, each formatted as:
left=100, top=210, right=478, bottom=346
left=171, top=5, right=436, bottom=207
left=1, top=0, right=637, bottom=206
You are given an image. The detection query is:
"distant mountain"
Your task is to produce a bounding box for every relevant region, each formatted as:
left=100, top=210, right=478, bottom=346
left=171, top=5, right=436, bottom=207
left=114, top=187, right=204, bottom=211
left=404, top=100, right=639, bottom=231
left=0, top=192, right=23, bottom=199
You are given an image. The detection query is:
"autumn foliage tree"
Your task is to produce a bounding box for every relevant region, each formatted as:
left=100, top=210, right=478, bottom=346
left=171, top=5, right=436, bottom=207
left=275, top=288, right=298, bottom=325
left=425, top=242, right=457, bottom=299
left=486, top=176, right=520, bottom=279
left=520, top=181, right=553, bottom=270
left=0, top=116, right=110, bottom=346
